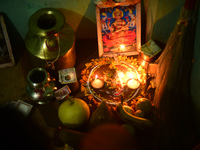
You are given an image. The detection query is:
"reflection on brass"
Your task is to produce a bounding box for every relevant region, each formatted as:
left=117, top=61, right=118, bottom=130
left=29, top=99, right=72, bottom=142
left=25, top=8, right=75, bottom=61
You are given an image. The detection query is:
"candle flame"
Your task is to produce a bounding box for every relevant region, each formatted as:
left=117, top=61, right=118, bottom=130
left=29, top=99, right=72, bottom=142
left=127, top=72, right=134, bottom=79
left=95, top=75, right=98, bottom=79
left=118, top=72, right=124, bottom=88
left=127, top=71, right=141, bottom=81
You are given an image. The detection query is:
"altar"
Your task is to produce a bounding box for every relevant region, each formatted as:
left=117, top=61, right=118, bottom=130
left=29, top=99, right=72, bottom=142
left=0, top=0, right=199, bottom=149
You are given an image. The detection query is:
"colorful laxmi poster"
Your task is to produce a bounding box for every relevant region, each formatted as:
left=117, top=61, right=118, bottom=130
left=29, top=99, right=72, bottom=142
left=96, top=2, right=141, bottom=57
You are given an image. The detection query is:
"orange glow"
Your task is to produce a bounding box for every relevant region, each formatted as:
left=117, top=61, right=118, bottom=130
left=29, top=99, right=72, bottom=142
left=117, top=71, right=124, bottom=87
left=91, top=75, right=104, bottom=89
left=127, top=71, right=140, bottom=81
left=115, top=70, right=141, bottom=88
left=127, top=78, right=140, bottom=89
left=120, top=44, right=125, bottom=50
left=127, top=71, right=134, bottom=79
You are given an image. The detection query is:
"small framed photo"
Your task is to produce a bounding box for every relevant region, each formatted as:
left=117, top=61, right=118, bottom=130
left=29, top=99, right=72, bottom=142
left=0, top=13, right=15, bottom=68
left=96, top=1, right=141, bottom=57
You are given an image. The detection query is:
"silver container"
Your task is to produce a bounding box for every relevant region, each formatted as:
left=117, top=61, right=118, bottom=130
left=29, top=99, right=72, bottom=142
left=26, top=68, right=57, bottom=104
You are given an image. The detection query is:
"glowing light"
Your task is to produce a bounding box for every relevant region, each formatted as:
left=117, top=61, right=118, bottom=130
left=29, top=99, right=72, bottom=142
left=127, top=71, right=138, bottom=80
left=91, top=75, right=104, bottom=89
left=117, top=71, right=124, bottom=88
left=127, top=78, right=140, bottom=89
left=120, top=44, right=125, bottom=50
left=127, top=72, right=134, bottom=79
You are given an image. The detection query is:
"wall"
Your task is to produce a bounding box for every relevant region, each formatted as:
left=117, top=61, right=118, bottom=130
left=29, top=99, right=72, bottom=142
left=0, top=0, right=97, bottom=39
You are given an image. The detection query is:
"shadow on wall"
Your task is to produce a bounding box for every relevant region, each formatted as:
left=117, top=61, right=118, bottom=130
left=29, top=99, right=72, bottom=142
left=151, top=5, right=182, bottom=44
left=58, top=8, right=97, bottom=39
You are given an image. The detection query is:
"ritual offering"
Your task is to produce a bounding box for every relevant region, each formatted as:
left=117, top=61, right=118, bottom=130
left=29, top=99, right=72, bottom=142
left=80, top=56, right=146, bottom=105
left=25, top=8, right=76, bottom=70
left=88, top=100, right=116, bottom=129
left=58, top=97, right=90, bottom=129
left=59, top=67, right=77, bottom=84
left=54, top=85, right=71, bottom=100
left=26, top=67, right=57, bottom=104
left=90, top=75, right=104, bottom=89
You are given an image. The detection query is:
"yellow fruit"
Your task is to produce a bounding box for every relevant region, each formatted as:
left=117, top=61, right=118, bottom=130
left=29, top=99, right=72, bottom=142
left=116, top=103, right=153, bottom=130
left=134, top=110, right=145, bottom=117
left=123, top=105, right=134, bottom=115
left=135, top=98, right=152, bottom=114
left=58, top=98, right=90, bottom=129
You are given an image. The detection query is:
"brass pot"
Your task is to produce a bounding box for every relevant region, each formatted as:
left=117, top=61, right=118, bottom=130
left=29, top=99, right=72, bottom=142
left=26, top=68, right=57, bottom=104
left=25, top=8, right=76, bottom=70
left=138, top=52, right=156, bottom=69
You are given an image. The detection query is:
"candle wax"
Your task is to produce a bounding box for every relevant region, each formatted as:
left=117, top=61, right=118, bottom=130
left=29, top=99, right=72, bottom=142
left=91, top=79, right=104, bottom=89
left=127, top=79, right=140, bottom=89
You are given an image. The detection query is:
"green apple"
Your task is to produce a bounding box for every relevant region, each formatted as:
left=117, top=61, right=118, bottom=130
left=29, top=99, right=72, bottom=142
left=58, top=98, right=90, bottom=129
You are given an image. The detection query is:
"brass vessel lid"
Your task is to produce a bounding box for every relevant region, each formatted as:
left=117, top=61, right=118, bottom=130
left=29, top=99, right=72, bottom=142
left=28, top=8, right=65, bottom=36
left=25, top=8, right=75, bottom=60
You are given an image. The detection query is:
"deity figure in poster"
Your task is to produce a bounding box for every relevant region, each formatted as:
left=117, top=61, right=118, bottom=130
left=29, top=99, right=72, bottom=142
left=100, top=5, right=137, bottom=54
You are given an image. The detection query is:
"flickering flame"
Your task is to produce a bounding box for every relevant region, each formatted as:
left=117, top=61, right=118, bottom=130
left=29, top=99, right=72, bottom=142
left=127, top=71, right=140, bottom=80
left=127, top=72, right=134, bottom=79
left=126, top=71, right=141, bottom=89
left=117, top=71, right=124, bottom=88
left=91, top=74, right=104, bottom=89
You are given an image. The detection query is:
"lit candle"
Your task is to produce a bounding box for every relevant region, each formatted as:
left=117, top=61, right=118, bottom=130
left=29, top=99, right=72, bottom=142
left=120, top=44, right=125, bottom=51
left=127, top=78, right=140, bottom=89
left=118, top=71, right=124, bottom=88
left=91, top=75, right=104, bottom=89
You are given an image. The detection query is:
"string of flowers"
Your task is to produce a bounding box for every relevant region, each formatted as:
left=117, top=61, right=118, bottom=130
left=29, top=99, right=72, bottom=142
left=80, top=56, right=146, bottom=102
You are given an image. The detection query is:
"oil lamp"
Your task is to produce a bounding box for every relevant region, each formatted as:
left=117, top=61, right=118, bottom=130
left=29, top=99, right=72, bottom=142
left=126, top=71, right=140, bottom=89
left=91, top=75, right=104, bottom=89
left=127, top=78, right=140, bottom=89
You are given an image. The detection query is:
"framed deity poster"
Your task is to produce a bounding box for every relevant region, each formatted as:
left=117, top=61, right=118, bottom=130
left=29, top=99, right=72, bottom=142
left=0, top=13, right=15, bottom=68
left=96, top=1, right=141, bottom=57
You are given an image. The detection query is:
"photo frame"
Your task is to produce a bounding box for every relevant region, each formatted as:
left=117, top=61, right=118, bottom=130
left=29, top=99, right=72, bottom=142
left=0, top=13, right=15, bottom=68
left=96, top=2, right=141, bottom=57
